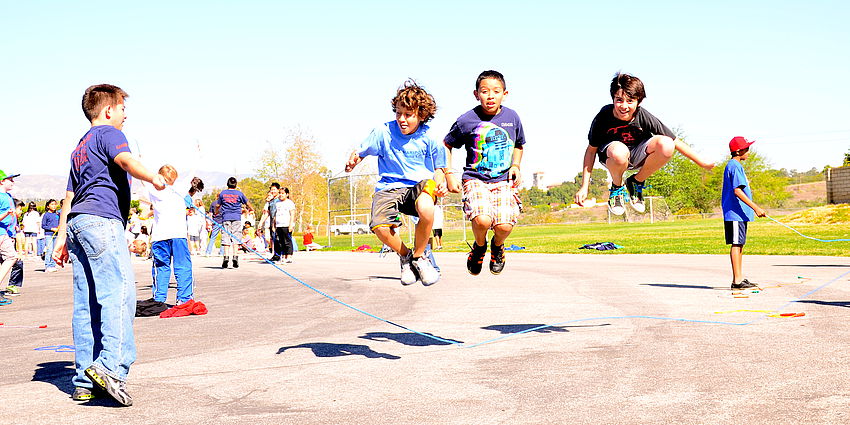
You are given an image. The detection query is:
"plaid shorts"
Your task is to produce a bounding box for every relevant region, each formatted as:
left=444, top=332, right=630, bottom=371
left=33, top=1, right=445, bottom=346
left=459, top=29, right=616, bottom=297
left=462, top=179, right=521, bottom=227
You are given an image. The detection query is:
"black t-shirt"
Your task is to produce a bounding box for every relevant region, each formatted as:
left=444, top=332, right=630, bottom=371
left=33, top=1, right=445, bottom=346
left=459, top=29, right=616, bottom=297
left=587, top=105, right=674, bottom=149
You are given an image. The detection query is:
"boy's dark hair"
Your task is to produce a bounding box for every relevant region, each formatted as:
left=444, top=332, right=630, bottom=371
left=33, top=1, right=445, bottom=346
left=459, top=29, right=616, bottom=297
left=189, top=177, right=205, bottom=195
left=391, top=80, right=437, bottom=124
left=283, top=187, right=290, bottom=195
left=270, top=182, right=280, bottom=190
left=82, top=84, right=129, bottom=122
left=475, top=70, right=506, bottom=91
left=226, top=177, right=237, bottom=188
left=731, top=147, right=749, bottom=158
left=610, top=73, right=646, bottom=104
left=15, top=200, right=24, bottom=208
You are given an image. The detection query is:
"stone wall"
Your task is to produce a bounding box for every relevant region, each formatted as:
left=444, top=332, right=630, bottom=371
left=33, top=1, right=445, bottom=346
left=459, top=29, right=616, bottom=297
left=826, top=166, right=850, bottom=204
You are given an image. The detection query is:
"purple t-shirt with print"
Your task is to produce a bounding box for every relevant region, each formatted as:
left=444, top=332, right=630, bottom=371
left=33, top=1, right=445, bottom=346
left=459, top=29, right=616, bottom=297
left=443, top=106, right=525, bottom=183
left=66, top=125, right=133, bottom=224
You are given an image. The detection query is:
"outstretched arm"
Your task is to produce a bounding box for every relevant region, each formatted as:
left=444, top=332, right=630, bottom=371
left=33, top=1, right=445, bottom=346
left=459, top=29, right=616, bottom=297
left=345, top=151, right=364, bottom=173
left=574, top=145, right=597, bottom=206
left=114, top=152, right=167, bottom=190
left=675, top=140, right=714, bottom=171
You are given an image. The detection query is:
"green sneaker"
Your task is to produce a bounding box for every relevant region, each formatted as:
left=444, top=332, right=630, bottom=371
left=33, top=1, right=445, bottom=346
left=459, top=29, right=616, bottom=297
left=5, top=285, right=20, bottom=296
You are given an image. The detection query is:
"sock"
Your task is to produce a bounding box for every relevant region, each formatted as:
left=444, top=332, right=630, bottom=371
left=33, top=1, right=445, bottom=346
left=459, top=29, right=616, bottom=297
left=611, top=184, right=623, bottom=190
left=629, top=175, right=644, bottom=184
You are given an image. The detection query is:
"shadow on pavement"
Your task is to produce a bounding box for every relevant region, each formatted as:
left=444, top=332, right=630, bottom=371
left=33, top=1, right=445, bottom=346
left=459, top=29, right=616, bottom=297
left=358, top=331, right=462, bottom=346
left=277, top=343, right=400, bottom=359
left=796, top=300, right=850, bottom=308
left=32, top=361, right=75, bottom=395
left=641, top=283, right=718, bottom=290
left=481, top=323, right=610, bottom=334
left=773, top=264, right=850, bottom=268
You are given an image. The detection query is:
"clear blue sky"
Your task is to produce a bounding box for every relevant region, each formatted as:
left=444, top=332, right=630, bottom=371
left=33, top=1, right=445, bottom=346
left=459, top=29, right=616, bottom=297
left=2, top=1, right=848, bottom=186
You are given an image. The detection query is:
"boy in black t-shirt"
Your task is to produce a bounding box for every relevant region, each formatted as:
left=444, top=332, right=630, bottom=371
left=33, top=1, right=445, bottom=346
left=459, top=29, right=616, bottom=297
left=574, top=73, right=713, bottom=215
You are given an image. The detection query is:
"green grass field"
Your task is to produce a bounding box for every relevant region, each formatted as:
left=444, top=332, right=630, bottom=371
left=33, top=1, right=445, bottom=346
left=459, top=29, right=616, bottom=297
left=317, top=217, right=850, bottom=256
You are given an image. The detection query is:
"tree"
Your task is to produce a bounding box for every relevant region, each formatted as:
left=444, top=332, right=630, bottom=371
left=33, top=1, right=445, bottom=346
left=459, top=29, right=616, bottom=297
left=255, top=127, right=330, bottom=232
left=844, top=149, right=850, bottom=166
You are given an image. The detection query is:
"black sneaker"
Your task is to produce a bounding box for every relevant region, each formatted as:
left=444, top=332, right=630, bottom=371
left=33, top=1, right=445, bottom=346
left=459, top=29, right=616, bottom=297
left=489, top=239, right=506, bottom=275
left=270, top=255, right=281, bottom=262
left=232, top=258, right=239, bottom=268
left=84, top=364, right=132, bottom=406
left=72, top=386, right=96, bottom=401
left=466, top=241, right=488, bottom=276
left=222, top=257, right=229, bottom=269
left=625, top=175, right=646, bottom=213
left=731, top=279, right=759, bottom=289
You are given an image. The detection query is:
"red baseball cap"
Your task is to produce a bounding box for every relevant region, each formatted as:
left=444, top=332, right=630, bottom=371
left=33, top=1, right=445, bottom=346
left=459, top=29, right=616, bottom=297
left=729, top=136, right=755, bottom=153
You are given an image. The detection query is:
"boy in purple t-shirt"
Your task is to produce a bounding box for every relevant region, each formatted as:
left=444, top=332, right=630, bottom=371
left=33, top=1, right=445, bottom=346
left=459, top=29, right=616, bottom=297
left=53, top=84, right=166, bottom=406
left=215, top=177, right=253, bottom=269
left=444, top=70, right=524, bottom=276
left=722, top=137, right=766, bottom=290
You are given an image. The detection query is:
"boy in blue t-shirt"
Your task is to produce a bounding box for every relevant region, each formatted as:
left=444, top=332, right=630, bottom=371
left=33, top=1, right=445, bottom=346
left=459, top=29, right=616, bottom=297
left=444, top=70, right=525, bottom=276
left=722, top=136, right=766, bottom=289
left=53, top=84, right=166, bottom=406
left=345, top=80, right=448, bottom=286
left=215, top=177, right=253, bottom=269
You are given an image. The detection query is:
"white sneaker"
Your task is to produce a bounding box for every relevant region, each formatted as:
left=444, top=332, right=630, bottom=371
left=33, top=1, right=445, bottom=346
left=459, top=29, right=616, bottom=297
left=399, top=252, right=416, bottom=286
left=411, top=255, right=440, bottom=286
left=607, top=186, right=628, bottom=216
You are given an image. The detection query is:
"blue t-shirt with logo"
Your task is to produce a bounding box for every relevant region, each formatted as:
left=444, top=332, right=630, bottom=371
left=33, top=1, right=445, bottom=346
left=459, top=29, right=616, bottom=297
left=722, top=159, right=755, bottom=222
left=0, top=192, right=13, bottom=237
left=216, top=189, right=248, bottom=222
left=357, top=121, right=447, bottom=192
left=66, top=125, right=133, bottom=224
left=443, top=106, right=526, bottom=183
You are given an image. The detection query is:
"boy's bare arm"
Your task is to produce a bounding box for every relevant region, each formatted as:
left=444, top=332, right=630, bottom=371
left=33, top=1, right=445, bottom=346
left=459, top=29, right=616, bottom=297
left=675, top=140, right=714, bottom=171
left=509, top=147, right=523, bottom=187
left=734, top=187, right=766, bottom=217
left=51, top=191, right=75, bottom=267
left=574, top=145, right=598, bottom=206
left=114, top=152, right=167, bottom=189
left=444, top=147, right=461, bottom=193
left=345, top=151, right=363, bottom=173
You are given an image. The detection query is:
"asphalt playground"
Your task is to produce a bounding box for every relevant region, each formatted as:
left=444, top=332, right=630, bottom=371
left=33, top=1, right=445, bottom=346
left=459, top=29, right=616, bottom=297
left=1, top=250, right=850, bottom=424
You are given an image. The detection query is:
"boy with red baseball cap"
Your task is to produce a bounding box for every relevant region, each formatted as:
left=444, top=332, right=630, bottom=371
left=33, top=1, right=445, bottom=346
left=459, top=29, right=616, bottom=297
left=722, top=136, right=766, bottom=289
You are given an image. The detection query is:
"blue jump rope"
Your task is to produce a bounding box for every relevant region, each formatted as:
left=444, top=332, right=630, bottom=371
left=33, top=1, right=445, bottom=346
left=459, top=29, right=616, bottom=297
left=167, top=190, right=850, bottom=348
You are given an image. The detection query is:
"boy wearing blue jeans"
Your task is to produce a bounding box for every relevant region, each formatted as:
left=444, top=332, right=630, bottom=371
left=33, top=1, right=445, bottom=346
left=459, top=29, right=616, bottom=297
left=346, top=80, right=447, bottom=286
left=722, top=136, right=766, bottom=289
left=53, top=84, right=166, bottom=406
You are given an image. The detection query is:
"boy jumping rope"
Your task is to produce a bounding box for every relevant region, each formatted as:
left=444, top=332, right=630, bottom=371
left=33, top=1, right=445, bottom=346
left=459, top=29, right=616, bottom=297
left=722, top=137, right=766, bottom=289
left=574, top=72, right=713, bottom=215
left=53, top=84, right=167, bottom=406
left=444, top=70, right=525, bottom=276
left=345, top=80, right=447, bottom=286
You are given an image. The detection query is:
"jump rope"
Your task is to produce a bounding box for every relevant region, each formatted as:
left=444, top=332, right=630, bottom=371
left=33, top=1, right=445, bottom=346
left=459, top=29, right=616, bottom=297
left=14, top=185, right=847, bottom=349
left=170, top=191, right=848, bottom=348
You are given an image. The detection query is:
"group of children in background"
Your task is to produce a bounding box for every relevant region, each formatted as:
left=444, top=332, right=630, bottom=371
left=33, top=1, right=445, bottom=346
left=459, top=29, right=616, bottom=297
left=0, top=71, right=769, bottom=406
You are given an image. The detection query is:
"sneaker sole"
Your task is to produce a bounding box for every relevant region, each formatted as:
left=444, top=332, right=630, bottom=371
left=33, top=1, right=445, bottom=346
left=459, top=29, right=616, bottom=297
left=85, top=367, right=132, bottom=406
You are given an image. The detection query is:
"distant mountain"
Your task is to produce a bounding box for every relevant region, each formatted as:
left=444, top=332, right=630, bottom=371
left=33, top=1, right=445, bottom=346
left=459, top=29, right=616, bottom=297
left=9, top=171, right=253, bottom=202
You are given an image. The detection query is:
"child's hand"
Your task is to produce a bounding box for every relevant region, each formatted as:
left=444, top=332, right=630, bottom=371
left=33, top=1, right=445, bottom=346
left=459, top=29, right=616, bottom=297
left=701, top=162, right=715, bottom=171
left=446, top=174, right=461, bottom=193
left=151, top=174, right=167, bottom=190
left=345, top=152, right=361, bottom=173
left=434, top=180, right=449, bottom=197
left=755, top=207, right=767, bottom=217
left=508, top=166, right=522, bottom=188
left=52, top=237, right=69, bottom=267
left=574, top=187, right=589, bottom=206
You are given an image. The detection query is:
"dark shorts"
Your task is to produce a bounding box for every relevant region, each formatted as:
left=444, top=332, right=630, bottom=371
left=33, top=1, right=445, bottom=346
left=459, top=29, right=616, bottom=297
left=432, top=228, right=443, bottom=237
left=370, top=180, right=436, bottom=230
left=597, top=138, right=652, bottom=170
left=724, top=221, right=748, bottom=245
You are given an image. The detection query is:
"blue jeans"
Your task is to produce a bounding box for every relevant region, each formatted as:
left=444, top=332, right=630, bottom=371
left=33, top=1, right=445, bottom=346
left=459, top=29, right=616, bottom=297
left=205, top=223, right=225, bottom=256
left=67, top=214, right=136, bottom=386
left=151, top=238, right=193, bottom=304
left=43, top=234, right=56, bottom=269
